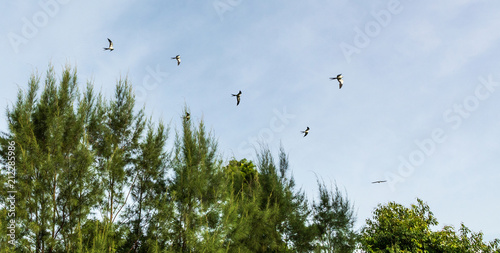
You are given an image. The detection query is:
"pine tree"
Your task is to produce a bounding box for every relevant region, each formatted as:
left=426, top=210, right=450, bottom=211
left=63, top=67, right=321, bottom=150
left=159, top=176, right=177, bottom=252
left=256, top=146, right=315, bottom=252
left=312, top=180, right=357, bottom=253
left=167, top=108, right=224, bottom=252
left=0, top=66, right=101, bottom=252
left=84, top=77, right=146, bottom=252
left=121, top=120, right=169, bottom=252
left=89, top=78, right=145, bottom=225
left=223, top=158, right=263, bottom=252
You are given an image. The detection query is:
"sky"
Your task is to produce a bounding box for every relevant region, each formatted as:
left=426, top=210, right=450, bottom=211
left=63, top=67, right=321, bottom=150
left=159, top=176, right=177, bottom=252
left=1, top=0, right=500, bottom=240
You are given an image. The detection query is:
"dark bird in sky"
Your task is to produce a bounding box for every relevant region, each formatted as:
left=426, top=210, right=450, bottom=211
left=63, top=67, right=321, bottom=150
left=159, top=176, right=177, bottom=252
left=330, top=74, right=343, bottom=89
left=184, top=112, right=190, bottom=121
left=232, top=90, right=242, bottom=106
left=371, top=180, right=387, bottom=184
left=103, top=38, right=114, bottom=51
left=172, top=55, right=181, bottom=65
left=301, top=127, right=310, bottom=137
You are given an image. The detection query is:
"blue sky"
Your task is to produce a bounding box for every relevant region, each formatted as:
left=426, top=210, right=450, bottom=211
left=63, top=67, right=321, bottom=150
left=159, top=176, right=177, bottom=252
left=1, top=0, right=500, bottom=240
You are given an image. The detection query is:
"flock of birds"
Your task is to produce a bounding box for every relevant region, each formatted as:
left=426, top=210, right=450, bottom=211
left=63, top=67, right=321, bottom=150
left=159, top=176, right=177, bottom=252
left=103, top=38, right=386, bottom=184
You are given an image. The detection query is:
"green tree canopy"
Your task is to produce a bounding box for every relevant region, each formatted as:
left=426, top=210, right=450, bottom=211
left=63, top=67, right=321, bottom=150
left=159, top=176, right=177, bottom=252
left=361, top=199, right=499, bottom=253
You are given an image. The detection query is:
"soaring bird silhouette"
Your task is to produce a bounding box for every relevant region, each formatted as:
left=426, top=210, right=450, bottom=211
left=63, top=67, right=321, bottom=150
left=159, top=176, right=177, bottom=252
left=330, top=74, right=343, bottom=89
left=171, top=55, right=181, bottom=65
left=103, top=38, right=114, bottom=51
left=301, top=127, right=310, bottom=137
left=371, top=180, right=387, bottom=184
left=232, top=90, right=242, bottom=106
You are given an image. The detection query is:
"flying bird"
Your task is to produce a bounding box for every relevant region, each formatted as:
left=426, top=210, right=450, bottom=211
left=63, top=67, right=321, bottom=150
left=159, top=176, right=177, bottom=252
left=184, top=112, right=190, bottom=121
left=172, top=55, right=181, bottom=65
left=301, top=127, right=310, bottom=137
left=371, top=180, right=387, bottom=184
left=330, top=74, right=343, bottom=89
left=232, top=90, right=242, bottom=106
left=103, top=38, right=114, bottom=51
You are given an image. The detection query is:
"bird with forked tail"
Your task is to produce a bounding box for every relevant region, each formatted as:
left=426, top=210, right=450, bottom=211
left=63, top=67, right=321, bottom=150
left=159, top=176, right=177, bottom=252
left=104, top=38, right=114, bottom=51
left=232, top=90, right=242, bottom=106
left=330, top=74, right=343, bottom=89
left=301, top=127, right=310, bottom=137
left=172, top=55, right=181, bottom=65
